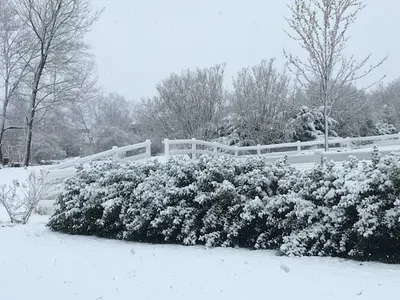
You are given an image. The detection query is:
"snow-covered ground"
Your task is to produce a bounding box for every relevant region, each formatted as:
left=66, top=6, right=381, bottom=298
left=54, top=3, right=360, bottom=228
left=0, top=214, right=399, bottom=300
left=2, top=159, right=400, bottom=300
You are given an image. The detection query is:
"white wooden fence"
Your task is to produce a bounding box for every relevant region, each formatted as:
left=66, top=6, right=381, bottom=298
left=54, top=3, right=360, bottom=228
left=46, top=139, right=152, bottom=170
left=163, top=133, right=400, bottom=161
left=37, top=140, right=151, bottom=210
left=34, top=133, right=400, bottom=212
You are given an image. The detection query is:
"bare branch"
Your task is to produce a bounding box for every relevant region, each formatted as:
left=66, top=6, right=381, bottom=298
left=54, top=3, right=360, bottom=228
left=284, top=0, right=386, bottom=150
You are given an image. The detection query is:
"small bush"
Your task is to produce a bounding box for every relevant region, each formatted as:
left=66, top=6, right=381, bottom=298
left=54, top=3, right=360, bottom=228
left=1, top=171, right=50, bottom=224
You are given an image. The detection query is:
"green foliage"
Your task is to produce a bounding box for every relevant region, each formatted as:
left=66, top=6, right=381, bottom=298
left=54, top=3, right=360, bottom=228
left=48, top=152, right=400, bottom=264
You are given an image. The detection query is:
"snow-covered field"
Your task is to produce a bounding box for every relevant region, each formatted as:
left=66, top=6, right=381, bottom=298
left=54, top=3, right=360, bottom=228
left=0, top=213, right=399, bottom=300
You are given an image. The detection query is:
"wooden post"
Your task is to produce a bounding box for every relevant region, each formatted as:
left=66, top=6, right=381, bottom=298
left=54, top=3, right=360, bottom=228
left=296, top=140, right=301, bottom=153
left=112, top=146, right=118, bottom=161
left=164, top=139, right=170, bottom=161
left=145, top=139, right=151, bottom=158
left=314, top=150, right=324, bottom=167
left=257, top=144, right=261, bottom=155
left=192, top=138, right=196, bottom=160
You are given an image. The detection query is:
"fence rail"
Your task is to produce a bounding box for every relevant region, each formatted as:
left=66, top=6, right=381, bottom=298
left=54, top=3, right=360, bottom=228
left=35, top=140, right=152, bottom=209
left=163, top=133, right=400, bottom=160
left=32, top=133, right=400, bottom=211
left=45, top=139, right=152, bottom=170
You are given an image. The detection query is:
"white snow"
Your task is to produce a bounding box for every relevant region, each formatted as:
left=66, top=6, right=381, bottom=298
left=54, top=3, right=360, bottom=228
left=0, top=215, right=399, bottom=300
left=1, top=157, right=400, bottom=300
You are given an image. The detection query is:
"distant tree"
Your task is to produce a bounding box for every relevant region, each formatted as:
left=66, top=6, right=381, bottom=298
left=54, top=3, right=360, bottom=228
left=229, top=59, right=293, bottom=145
left=359, top=118, right=378, bottom=137
left=301, top=83, right=372, bottom=137
left=90, top=93, right=137, bottom=152
left=290, top=105, right=338, bottom=142
left=135, top=64, right=226, bottom=143
left=284, top=0, right=386, bottom=150
left=375, top=121, right=396, bottom=136
left=214, top=113, right=254, bottom=146
left=14, top=0, right=102, bottom=166
left=0, top=0, right=32, bottom=164
left=370, top=79, right=400, bottom=130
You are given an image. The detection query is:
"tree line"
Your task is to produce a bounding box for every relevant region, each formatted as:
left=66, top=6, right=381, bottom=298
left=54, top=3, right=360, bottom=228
left=0, top=0, right=394, bottom=165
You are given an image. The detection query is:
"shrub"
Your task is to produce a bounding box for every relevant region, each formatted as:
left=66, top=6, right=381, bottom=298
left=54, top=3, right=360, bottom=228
left=48, top=151, right=400, bottom=264
left=47, top=160, right=161, bottom=238
left=1, top=170, right=50, bottom=224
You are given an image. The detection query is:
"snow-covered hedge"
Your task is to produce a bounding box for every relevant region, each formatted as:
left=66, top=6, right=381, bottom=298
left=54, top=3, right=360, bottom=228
left=47, top=150, right=400, bottom=263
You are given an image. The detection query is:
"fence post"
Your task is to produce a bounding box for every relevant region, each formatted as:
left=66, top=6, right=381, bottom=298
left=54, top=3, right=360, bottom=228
left=257, top=144, right=261, bottom=155
left=296, top=140, right=301, bottom=153
left=344, top=137, right=350, bottom=148
left=112, top=146, right=118, bottom=161
left=192, top=138, right=197, bottom=160
left=235, top=146, right=239, bottom=157
left=145, top=139, right=151, bottom=158
left=164, top=139, right=170, bottom=161
left=213, top=142, right=218, bottom=156
left=314, top=150, right=324, bottom=167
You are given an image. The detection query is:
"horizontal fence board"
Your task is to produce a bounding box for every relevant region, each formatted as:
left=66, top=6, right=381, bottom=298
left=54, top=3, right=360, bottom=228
left=35, top=135, right=400, bottom=210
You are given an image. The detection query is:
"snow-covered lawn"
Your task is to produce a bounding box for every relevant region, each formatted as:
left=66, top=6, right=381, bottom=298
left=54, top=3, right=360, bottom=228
left=0, top=213, right=399, bottom=300
left=2, top=157, right=400, bottom=300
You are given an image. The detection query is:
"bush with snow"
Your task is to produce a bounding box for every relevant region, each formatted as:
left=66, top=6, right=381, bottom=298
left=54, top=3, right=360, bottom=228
left=47, top=161, right=162, bottom=238
left=290, top=106, right=339, bottom=142
left=280, top=149, right=400, bottom=263
left=1, top=170, right=50, bottom=224
left=48, top=151, right=400, bottom=263
left=375, top=122, right=397, bottom=135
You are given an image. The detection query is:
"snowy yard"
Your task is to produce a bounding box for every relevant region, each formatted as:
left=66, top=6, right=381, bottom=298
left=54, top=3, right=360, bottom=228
left=2, top=156, right=400, bottom=300
left=0, top=212, right=400, bottom=300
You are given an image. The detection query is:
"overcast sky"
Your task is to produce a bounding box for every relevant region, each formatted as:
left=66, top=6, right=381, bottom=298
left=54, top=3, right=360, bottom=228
left=86, top=0, right=400, bottom=101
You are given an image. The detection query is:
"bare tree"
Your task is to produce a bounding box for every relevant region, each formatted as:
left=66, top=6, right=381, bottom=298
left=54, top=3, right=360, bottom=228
left=14, top=0, right=102, bottom=166
left=284, top=0, right=386, bottom=150
left=0, top=0, right=32, bottom=164
left=89, top=93, right=137, bottom=152
left=231, top=59, right=293, bottom=145
left=370, top=79, right=400, bottom=130
left=135, top=64, right=226, bottom=142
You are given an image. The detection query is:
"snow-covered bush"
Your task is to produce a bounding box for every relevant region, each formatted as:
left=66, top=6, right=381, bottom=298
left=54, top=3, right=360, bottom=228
left=48, top=151, right=400, bottom=263
left=348, top=151, right=400, bottom=263
left=280, top=158, right=365, bottom=257
left=47, top=160, right=161, bottom=238
left=279, top=150, right=400, bottom=263
left=119, top=156, right=295, bottom=247
left=375, top=122, right=397, bottom=135
left=290, top=106, right=339, bottom=142
left=0, top=170, right=50, bottom=224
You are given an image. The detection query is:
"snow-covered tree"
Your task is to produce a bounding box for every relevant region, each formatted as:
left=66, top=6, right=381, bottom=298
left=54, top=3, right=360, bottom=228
left=284, top=0, right=386, bottom=150
left=135, top=64, right=226, bottom=143
left=375, top=122, right=396, bottom=135
left=290, top=106, right=338, bottom=142
left=230, top=59, right=293, bottom=145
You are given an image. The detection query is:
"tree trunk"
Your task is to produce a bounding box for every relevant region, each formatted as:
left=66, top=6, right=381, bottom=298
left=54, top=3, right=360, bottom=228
left=23, top=93, right=37, bottom=166
left=23, top=85, right=38, bottom=166
left=0, top=137, right=4, bottom=165
left=324, top=104, right=329, bottom=152
left=23, top=57, right=46, bottom=167
left=0, top=76, right=10, bottom=165
left=23, top=117, right=33, bottom=166
left=0, top=128, right=5, bottom=165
